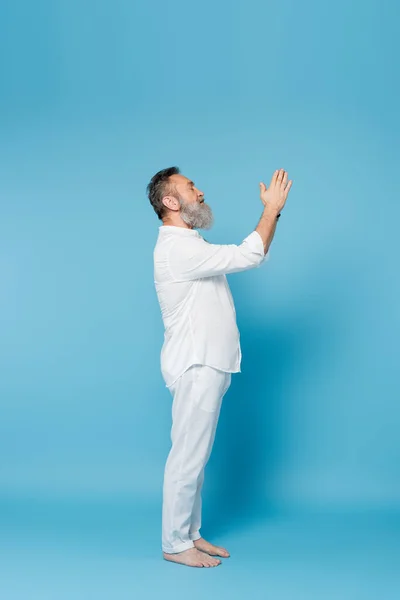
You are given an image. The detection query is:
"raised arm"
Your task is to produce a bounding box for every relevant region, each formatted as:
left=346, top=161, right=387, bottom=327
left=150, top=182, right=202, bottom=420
left=256, top=168, right=293, bottom=252
left=168, top=230, right=269, bottom=281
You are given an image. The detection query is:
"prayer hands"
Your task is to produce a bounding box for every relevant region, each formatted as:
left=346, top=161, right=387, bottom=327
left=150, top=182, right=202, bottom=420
left=259, top=169, right=293, bottom=214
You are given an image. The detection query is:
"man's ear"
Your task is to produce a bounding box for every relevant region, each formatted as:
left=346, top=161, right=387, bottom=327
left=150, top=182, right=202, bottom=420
left=162, top=195, right=180, bottom=212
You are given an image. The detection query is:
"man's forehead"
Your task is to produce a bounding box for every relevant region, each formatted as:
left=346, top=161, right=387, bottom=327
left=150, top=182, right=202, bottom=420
left=169, top=174, right=192, bottom=185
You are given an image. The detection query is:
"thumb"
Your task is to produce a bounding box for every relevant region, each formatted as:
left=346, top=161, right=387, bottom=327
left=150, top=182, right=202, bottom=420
left=259, top=182, right=266, bottom=192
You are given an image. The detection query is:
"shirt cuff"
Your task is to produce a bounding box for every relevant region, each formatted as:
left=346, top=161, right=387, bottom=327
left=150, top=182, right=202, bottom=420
left=244, top=230, right=270, bottom=262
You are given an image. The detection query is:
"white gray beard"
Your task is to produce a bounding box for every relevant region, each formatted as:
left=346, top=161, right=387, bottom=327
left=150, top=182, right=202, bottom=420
left=179, top=199, right=214, bottom=230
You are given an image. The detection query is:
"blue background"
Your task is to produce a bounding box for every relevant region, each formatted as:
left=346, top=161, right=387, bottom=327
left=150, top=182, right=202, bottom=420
left=1, top=0, right=399, bottom=598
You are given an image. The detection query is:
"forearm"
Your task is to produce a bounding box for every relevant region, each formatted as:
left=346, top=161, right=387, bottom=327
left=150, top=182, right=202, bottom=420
left=255, top=205, right=280, bottom=254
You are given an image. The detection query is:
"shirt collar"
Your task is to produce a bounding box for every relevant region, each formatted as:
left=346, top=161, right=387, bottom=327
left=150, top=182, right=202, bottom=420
left=159, top=225, right=200, bottom=237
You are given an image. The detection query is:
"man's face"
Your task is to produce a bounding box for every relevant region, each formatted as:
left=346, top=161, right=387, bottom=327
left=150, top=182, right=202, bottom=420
left=169, top=174, right=204, bottom=205
left=167, top=174, right=213, bottom=229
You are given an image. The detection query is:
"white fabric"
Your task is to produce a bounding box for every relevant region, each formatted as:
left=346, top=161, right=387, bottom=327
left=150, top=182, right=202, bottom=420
left=162, top=364, right=231, bottom=554
left=153, top=226, right=268, bottom=388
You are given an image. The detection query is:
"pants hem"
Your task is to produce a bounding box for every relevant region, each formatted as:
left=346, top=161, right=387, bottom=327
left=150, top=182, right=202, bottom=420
left=189, top=531, right=201, bottom=541
left=162, top=540, right=195, bottom=554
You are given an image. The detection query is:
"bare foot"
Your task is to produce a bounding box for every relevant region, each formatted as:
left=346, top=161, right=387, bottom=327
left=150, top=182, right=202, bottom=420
left=163, top=547, right=221, bottom=568
left=194, top=537, right=230, bottom=558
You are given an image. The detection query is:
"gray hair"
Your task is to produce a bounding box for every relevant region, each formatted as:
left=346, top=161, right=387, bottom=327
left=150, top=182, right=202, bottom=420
left=146, top=166, right=180, bottom=220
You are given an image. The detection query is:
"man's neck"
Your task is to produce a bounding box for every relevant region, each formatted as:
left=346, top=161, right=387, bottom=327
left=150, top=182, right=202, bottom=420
left=162, top=217, right=193, bottom=230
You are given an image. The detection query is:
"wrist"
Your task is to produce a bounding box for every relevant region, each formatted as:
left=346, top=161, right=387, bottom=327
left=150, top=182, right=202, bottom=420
left=262, top=204, right=281, bottom=219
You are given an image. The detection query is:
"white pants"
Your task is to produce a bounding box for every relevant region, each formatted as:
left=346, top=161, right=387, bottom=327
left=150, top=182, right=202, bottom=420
left=162, top=364, right=231, bottom=554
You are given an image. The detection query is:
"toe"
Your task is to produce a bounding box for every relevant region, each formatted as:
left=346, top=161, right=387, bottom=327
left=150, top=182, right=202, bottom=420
left=216, top=546, right=229, bottom=557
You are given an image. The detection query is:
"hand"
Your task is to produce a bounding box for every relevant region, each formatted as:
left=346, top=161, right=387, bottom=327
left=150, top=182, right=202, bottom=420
left=259, top=169, right=293, bottom=213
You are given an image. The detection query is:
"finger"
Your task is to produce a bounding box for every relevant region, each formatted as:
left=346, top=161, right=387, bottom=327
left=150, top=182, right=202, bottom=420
left=269, top=170, right=279, bottom=188
left=278, top=169, right=285, bottom=183
left=285, top=180, right=293, bottom=195
left=282, top=171, right=288, bottom=188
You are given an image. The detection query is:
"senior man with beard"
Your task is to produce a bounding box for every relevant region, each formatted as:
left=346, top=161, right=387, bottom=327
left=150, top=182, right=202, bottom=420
left=147, top=166, right=292, bottom=568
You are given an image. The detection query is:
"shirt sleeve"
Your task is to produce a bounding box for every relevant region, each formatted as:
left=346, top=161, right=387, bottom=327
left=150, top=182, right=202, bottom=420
left=168, top=230, right=270, bottom=281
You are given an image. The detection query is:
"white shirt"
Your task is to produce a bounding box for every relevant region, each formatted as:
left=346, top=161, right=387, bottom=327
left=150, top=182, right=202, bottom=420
left=153, top=225, right=269, bottom=388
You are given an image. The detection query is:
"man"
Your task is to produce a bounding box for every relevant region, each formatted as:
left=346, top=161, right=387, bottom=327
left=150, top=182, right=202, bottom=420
left=147, top=167, right=292, bottom=568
